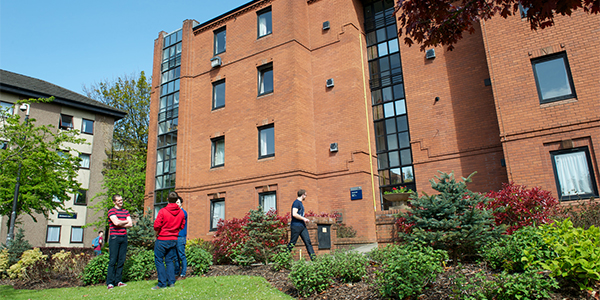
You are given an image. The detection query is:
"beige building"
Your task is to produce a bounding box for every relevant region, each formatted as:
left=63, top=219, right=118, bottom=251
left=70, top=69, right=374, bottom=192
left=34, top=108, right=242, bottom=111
left=0, top=69, right=126, bottom=248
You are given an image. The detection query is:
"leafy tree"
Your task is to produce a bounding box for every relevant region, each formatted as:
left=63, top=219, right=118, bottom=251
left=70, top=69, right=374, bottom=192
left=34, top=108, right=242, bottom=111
left=83, top=72, right=150, bottom=226
left=396, top=0, right=599, bottom=50
left=0, top=98, right=85, bottom=229
left=234, top=208, right=288, bottom=266
left=397, top=171, right=504, bottom=261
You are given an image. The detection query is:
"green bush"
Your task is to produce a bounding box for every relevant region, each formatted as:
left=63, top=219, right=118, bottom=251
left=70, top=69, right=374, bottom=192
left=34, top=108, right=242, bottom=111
left=7, top=248, right=48, bottom=280
left=234, top=208, right=288, bottom=266
left=336, top=223, right=357, bottom=238
left=330, top=250, right=368, bottom=283
left=186, top=238, right=214, bottom=255
left=491, top=270, right=559, bottom=300
left=127, top=209, right=155, bottom=251
left=270, top=245, right=293, bottom=271
left=481, top=226, right=554, bottom=272
left=187, top=246, right=213, bottom=275
left=81, top=253, right=109, bottom=285
left=538, top=219, right=600, bottom=290
left=123, top=249, right=154, bottom=281
left=397, top=172, right=503, bottom=261
left=1, top=228, right=32, bottom=267
left=289, top=257, right=334, bottom=297
left=372, top=243, right=448, bottom=299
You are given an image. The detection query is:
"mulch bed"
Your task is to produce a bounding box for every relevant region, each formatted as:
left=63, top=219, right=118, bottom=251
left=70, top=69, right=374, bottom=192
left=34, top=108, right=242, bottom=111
left=2, top=262, right=598, bottom=299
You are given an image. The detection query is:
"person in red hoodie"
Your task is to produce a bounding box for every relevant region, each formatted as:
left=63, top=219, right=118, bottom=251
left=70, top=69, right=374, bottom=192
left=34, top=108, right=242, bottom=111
left=151, top=191, right=185, bottom=290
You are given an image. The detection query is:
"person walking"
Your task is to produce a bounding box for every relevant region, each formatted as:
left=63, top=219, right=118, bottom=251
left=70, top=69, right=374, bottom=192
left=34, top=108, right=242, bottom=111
left=152, top=191, right=186, bottom=290
left=287, top=189, right=315, bottom=260
left=92, top=231, right=104, bottom=256
left=106, top=195, right=132, bottom=289
left=174, top=196, right=188, bottom=278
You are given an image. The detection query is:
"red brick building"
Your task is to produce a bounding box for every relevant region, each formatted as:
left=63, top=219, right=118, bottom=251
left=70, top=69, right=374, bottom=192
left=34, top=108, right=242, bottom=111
left=144, top=0, right=599, bottom=243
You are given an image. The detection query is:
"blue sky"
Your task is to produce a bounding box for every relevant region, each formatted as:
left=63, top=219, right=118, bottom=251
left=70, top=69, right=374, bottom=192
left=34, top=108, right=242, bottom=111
left=0, top=0, right=249, bottom=95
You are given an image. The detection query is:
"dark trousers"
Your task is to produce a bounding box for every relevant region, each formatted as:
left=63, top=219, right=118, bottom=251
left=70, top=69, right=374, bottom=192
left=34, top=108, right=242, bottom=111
left=106, top=235, right=128, bottom=286
left=154, top=239, right=178, bottom=287
left=174, top=236, right=187, bottom=276
left=287, top=225, right=315, bottom=260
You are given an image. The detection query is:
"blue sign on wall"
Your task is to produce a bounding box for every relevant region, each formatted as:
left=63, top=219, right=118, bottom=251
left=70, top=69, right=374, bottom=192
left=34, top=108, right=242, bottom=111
left=58, top=212, right=77, bottom=219
left=350, top=187, right=362, bottom=200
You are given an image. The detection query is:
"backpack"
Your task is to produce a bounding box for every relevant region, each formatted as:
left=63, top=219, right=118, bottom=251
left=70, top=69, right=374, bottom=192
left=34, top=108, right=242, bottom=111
left=92, top=236, right=100, bottom=247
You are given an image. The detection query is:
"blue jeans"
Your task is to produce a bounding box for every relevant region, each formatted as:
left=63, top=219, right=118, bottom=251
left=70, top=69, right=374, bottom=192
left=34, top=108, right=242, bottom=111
left=106, top=235, right=128, bottom=286
left=174, top=237, right=187, bottom=276
left=154, top=239, right=177, bottom=287
left=94, top=250, right=102, bottom=256
left=287, top=225, right=315, bottom=260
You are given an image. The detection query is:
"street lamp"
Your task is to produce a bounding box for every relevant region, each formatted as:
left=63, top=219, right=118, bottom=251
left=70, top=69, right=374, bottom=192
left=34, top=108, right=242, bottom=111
left=6, top=103, right=30, bottom=245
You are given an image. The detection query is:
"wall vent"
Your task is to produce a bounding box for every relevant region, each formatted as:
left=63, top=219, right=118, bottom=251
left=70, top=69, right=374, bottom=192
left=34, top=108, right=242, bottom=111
left=326, top=78, right=334, bottom=88
left=322, top=21, right=330, bottom=30
left=330, top=143, right=338, bottom=152
left=425, top=49, right=436, bottom=59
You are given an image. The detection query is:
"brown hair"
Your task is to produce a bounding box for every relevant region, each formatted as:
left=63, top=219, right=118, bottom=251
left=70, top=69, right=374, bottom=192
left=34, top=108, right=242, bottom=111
left=297, top=189, right=306, bottom=197
left=168, top=191, right=179, bottom=203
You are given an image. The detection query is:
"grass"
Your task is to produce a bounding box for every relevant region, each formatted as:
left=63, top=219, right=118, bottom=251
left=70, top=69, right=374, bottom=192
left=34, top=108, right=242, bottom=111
left=0, top=275, right=293, bottom=300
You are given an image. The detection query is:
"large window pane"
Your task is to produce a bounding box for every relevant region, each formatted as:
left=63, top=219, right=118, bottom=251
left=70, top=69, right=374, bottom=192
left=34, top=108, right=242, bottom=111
left=532, top=52, right=576, bottom=103
left=214, top=27, right=226, bottom=54
left=71, top=227, right=83, bottom=243
left=213, top=80, right=226, bottom=109
left=210, top=199, right=225, bottom=230
left=259, top=125, right=275, bottom=158
left=552, top=148, right=597, bottom=199
left=258, top=64, right=273, bottom=95
left=212, top=137, right=225, bottom=167
left=257, top=8, right=272, bottom=37
left=259, top=192, right=277, bottom=213
left=46, top=226, right=60, bottom=243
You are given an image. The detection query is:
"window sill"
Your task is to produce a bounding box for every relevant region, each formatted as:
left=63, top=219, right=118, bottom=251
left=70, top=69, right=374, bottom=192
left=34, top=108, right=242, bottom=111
left=540, top=97, right=577, bottom=108
left=258, top=155, right=275, bottom=161
left=257, top=92, right=273, bottom=98
left=210, top=165, right=224, bottom=170
left=212, top=106, right=225, bottom=112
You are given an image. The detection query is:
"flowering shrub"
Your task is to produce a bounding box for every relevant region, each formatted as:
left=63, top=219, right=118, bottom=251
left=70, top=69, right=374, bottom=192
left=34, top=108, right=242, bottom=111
left=484, top=182, right=559, bottom=234
left=305, top=211, right=341, bottom=219
left=384, top=186, right=414, bottom=194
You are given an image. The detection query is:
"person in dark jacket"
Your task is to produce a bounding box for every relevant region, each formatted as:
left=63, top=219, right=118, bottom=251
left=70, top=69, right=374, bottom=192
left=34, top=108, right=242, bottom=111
left=151, top=191, right=186, bottom=290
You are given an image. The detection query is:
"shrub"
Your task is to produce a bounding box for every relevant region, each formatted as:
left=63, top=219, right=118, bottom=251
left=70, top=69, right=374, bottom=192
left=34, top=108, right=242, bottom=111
left=127, top=208, right=155, bottom=251
left=212, top=216, right=249, bottom=264
left=397, top=171, right=503, bottom=261
left=270, top=245, right=293, bottom=271
left=234, top=208, right=288, bottom=266
left=290, top=257, right=334, bottom=297
left=484, top=182, right=559, bottom=234
left=372, top=243, right=448, bottom=299
left=553, top=198, right=600, bottom=229
left=0, top=249, right=9, bottom=278
left=187, top=246, right=213, bottom=275
left=51, top=250, right=91, bottom=277
left=1, top=228, right=32, bottom=267
left=7, top=248, right=48, bottom=280
left=538, top=219, right=600, bottom=290
left=81, top=253, right=109, bottom=285
left=490, top=269, right=559, bottom=300
left=330, top=250, right=368, bottom=283
left=481, top=225, right=554, bottom=272
left=186, top=238, right=214, bottom=254
left=336, top=223, right=357, bottom=238
left=123, top=249, right=154, bottom=281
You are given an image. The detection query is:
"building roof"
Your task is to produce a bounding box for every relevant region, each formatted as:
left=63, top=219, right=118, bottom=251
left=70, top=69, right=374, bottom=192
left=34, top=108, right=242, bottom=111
left=0, top=69, right=127, bottom=120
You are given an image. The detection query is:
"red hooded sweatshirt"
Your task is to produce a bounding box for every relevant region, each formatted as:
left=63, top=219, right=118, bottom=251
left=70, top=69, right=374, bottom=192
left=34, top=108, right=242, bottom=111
left=154, top=203, right=185, bottom=241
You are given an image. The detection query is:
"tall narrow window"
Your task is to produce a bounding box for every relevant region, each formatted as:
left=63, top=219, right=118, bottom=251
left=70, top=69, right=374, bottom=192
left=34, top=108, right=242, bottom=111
left=82, top=119, right=94, bottom=134
left=79, top=153, right=90, bottom=169
left=70, top=226, right=84, bottom=243
left=210, top=198, right=225, bottom=231
left=214, top=27, right=226, bottom=55
left=551, top=147, right=598, bottom=200
left=258, top=63, right=273, bottom=96
left=211, top=137, right=225, bottom=167
left=59, top=114, right=73, bottom=130
left=46, top=226, right=61, bottom=243
left=212, top=80, right=225, bottom=109
left=532, top=52, right=576, bottom=104
left=75, top=189, right=87, bottom=205
left=258, top=125, right=274, bottom=158
left=259, top=191, right=277, bottom=213
left=257, top=7, right=272, bottom=38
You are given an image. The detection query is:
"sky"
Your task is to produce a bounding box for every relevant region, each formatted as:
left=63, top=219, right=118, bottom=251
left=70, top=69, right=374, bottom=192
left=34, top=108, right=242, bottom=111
left=0, top=0, right=249, bottom=95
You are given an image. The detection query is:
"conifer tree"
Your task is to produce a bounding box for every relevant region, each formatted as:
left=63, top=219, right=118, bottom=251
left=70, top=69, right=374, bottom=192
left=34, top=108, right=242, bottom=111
left=398, top=171, right=504, bottom=261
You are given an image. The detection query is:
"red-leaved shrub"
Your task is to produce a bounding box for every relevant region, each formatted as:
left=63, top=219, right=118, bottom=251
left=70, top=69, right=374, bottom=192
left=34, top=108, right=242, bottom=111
left=484, top=182, right=559, bottom=234
left=212, top=216, right=249, bottom=264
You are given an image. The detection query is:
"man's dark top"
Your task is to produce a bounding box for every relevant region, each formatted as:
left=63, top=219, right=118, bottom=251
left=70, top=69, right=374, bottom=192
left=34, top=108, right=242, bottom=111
left=290, top=199, right=306, bottom=227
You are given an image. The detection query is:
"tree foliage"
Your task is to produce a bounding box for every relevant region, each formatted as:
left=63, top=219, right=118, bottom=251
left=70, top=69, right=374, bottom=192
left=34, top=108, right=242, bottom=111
left=0, top=97, right=85, bottom=225
left=396, top=0, right=599, bottom=50
left=83, top=72, right=150, bottom=227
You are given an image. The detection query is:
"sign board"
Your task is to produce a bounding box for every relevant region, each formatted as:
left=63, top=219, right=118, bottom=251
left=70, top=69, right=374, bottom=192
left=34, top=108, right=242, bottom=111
left=58, top=212, right=77, bottom=219
left=350, top=186, right=362, bottom=200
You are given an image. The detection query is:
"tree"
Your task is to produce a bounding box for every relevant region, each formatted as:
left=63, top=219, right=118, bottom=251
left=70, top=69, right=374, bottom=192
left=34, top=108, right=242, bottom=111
left=396, top=0, right=599, bottom=50
left=0, top=98, right=85, bottom=227
left=83, top=72, right=150, bottom=227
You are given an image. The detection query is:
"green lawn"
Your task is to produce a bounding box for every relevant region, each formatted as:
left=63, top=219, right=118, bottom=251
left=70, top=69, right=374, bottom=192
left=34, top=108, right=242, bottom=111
left=0, top=275, right=293, bottom=300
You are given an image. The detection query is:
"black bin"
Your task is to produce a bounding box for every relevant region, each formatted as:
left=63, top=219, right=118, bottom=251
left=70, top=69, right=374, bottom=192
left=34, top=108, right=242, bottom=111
left=317, top=224, right=331, bottom=249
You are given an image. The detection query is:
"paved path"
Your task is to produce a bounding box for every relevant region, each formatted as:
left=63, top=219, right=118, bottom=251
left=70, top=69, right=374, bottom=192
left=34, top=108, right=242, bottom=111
left=348, top=242, right=378, bottom=254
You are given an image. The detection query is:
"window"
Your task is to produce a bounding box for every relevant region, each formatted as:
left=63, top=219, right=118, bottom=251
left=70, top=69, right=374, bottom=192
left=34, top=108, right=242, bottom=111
left=257, top=7, right=272, bottom=38
left=1, top=141, right=7, bottom=150
left=211, top=137, right=225, bottom=167
left=214, top=27, right=226, bottom=55
left=75, top=189, right=87, bottom=205
left=46, top=226, right=61, bottom=243
left=212, top=80, right=225, bottom=109
left=79, top=153, right=90, bottom=169
left=259, top=192, right=276, bottom=213
left=259, top=125, right=274, bottom=158
left=1, top=101, right=13, bottom=116
left=210, top=198, right=225, bottom=231
left=82, top=119, right=94, bottom=134
left=59, top=114, right=73, bottom=130
left=532, top=52, right=576, bottom=104
left=551, top=147, right=598, bottom=200
left=258, top=63, right=273, bottom=95
left=70, top=226, right=83, bottom=243
left=518, top=3, right=530, bottom=18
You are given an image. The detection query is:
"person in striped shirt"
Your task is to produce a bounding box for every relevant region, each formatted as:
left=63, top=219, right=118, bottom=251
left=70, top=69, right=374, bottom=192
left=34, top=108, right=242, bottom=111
left=106, top=194, right=133, bottom=289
